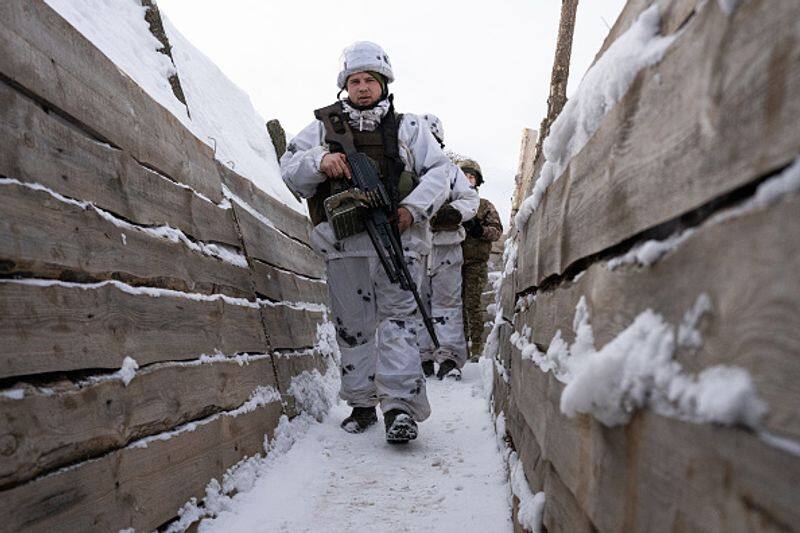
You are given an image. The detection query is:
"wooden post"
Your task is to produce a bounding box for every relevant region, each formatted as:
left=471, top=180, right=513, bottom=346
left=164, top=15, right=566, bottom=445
left=528, top=0, right=579, bottom=194
left=512, top=127, right=538, bottom=216
left=267, top=119, right=287, bottom=159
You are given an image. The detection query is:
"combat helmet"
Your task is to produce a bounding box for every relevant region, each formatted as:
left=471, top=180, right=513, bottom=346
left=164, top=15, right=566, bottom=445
left=458, top=158, right=484, bottom=186
left=337, top=41, right=395, bottom=89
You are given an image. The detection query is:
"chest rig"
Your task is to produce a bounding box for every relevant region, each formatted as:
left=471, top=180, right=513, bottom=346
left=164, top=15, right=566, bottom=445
left=307, top=100, right=419, bottom=230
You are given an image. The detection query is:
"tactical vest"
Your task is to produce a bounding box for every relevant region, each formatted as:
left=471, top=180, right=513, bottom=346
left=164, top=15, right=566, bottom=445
left=307, top=104, right=418, bottom=227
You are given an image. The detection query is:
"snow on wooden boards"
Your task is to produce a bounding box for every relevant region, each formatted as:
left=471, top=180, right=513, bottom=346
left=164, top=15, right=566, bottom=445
left=0, top=281, right=328, bottom=379
left=219, top=163, right=312, bottom=247
left=593, top=0, right=698, bottom=66
left=236, top=204, right=325, bottom=280
left=517, top=194, right=800, bottom=441
left=0, top=281, right=266, bottom=379
left=261, top=305, right=325, bottom=351
left=0, top=356, right=277, bottom=489
left=0, top=181, right=251, bottom=297
left=504, top=397, right=597, bottom=533
left=517, top=0, right=800, bottom=291
left=507, top=353, right=800, bottom=533
left=0, top=400, right=283, bottom=533
left=253, top=260, right=328, bottom=306
left=0, top=0, right=222, bottom=202
left=0, top=81, right=239, bottom=247
left=273, top=352, right=330, bottom=418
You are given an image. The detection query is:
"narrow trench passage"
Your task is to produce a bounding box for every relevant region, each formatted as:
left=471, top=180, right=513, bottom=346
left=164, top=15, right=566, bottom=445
left=199, top=363, right=513, bottom=532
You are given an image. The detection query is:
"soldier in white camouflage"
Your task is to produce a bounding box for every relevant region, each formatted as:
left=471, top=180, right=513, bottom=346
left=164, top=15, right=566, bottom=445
left=280, top=42, right=450, bottom=443
left=458, top=159, right=503, bottom=361
left=418, top=115, right=479, bottom=380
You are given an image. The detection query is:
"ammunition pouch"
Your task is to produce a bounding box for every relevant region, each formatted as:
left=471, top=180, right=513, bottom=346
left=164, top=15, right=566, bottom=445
left=324, top=188, right=369, bottom=240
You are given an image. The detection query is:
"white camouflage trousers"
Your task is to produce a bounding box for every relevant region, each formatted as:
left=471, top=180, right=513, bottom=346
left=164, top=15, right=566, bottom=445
left=419, top=244, right=468, bottom=368
left=327, top=255, right=431, bottom=422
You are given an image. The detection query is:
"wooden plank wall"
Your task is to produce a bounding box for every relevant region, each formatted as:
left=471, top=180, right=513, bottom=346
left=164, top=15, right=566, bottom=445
left=498, top=0, right=800, bottom=531
left=0, top=1, right=331, bottom=531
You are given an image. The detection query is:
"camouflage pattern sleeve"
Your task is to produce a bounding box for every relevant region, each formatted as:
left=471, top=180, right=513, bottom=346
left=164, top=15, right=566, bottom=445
left=480, top=199, right=503, bottom=242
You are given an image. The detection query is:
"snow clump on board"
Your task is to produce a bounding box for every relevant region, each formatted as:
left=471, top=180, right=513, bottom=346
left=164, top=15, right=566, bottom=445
left=514, top=4, right=676, bottom=231
left=511, top=295, right=768, bottom=428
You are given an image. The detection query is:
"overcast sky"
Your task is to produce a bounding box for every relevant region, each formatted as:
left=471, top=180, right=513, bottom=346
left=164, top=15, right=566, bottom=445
left=157, top=0, right=626, bottom=225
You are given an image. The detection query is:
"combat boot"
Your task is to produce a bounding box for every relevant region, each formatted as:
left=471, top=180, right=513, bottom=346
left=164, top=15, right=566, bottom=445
left=340, top=406, right=378, bottom=433
left=421, top=360, right=435, bottom=377
left=384, top=409, right=418, bottom=443
left=436, top=359, right=461, bottom=380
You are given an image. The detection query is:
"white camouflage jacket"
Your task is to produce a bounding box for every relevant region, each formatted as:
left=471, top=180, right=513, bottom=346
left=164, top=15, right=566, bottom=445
left=431, top=165, right=479, bottom=247
left=281, top=107, right=451, bottom=260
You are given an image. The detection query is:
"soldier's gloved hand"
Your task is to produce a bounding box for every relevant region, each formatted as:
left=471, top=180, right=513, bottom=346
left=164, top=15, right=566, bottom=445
left=464, top=218, right=484, bottom=238
left=430, top=204, right=462, bottom=231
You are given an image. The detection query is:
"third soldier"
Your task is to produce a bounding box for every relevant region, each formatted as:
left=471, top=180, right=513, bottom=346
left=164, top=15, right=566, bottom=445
left=458, top=159, right=503, bottom=361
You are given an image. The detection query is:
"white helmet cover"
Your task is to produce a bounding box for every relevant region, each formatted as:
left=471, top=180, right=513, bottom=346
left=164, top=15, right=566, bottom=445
left=337, top=41, right=395, bottom=89
left=422, top=113, right=445, bottom=144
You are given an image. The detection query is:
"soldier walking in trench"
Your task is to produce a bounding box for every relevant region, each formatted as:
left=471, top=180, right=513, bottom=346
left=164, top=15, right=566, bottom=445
left=280, top=42, right=450, bottom=442
left=418, top=114, right=479, bottom=380
left=459, top=159, right=503, bottom=361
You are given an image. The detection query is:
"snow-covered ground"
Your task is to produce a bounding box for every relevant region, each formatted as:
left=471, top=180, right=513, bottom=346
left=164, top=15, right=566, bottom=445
left=198, top=363, right=513, bottom=533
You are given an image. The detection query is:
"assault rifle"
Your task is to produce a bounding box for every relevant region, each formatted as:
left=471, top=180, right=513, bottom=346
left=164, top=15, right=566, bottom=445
left=314, top=103, right=440, bottom=349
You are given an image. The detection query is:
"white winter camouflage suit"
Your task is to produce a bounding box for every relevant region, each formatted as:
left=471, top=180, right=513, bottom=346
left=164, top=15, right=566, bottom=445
left=280, top=103, right=450, bottom=421
left=419, top=166, right=478, bottom=369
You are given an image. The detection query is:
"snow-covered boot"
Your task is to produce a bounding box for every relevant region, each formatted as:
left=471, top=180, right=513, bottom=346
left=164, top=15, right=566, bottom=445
left=340, top=406, right=378, bottom=433
left=436, top=359, right=461, bottom=380
left=384, top=409, right=418, bottom=443
left=422, top=360, right=435, bottom=377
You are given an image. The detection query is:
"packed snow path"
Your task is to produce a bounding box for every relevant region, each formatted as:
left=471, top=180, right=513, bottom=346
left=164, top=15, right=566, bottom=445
left=201, top=363, right=513, bottom=532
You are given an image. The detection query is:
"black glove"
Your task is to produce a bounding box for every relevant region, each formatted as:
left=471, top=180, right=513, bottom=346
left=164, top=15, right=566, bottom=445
left=430, top=204, right=462, bottom=232
left=463, top=218, right=483, bottom=238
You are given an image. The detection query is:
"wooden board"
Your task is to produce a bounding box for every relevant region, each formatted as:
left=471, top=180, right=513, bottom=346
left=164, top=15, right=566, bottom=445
left=495, top=321, right=515, bottom=370
left=252, top=259, right=328, bottom=305
left=0, top=401, right=283, bottom=532
left=505, top=394, right=544, bottom=493
left=519, top=195, right=800, bottom=440
left=0, top=81, right=240, bottom=246
left=592, top=0, right=699, bottom=66
left=491, top=366, right=510, bottom=420
left=499, top=271, right=517, bottom=322
left=0, top=181, right=251, bottom=297
left=0, top=0, right=223, bottom=202
left=518, top=0, right=800, bottom=290
left=236, top=204, right=325, bottom=279
left=512, top=128, right=538, bottom=215
left=273, top=352, right=330, bottom=418
left=541, top=461, right=597, bottom=533
left=218, top=163, right=312, bottom=246
left=508, top=352, right=800, bottom=533
left=0, top=282, right=268, bottom=379
left=261, top=305, right=325, bottom=350
left=0, top=356, right=277, bottom=489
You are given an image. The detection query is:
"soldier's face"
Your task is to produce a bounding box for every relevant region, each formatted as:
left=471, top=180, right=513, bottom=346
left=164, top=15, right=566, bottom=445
left=346, top=72, right=383, bottom=107
left=466, top=173, right=478, bottom=188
